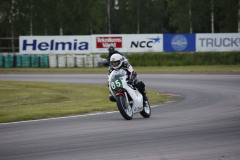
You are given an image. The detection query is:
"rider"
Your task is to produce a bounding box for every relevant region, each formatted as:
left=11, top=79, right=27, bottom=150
left=108, top=53, right=149, bottom=107
left=107, top=46, right=124, bottom=65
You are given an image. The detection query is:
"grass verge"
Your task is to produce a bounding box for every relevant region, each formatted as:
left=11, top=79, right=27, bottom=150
left=0, top=81, right=173, bottom=123
left=134, top=65, right=240, bottom=74
left=0, top=65, right=239, bottom=74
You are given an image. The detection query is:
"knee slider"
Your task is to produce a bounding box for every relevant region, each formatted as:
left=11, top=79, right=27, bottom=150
left=135, top=80, right=145, bottom=89
left=109, top=95, right=116, bottom=102
left=139, top=81, right=145, bottom=88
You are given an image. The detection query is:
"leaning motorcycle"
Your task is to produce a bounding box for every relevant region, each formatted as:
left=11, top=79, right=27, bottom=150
left=108, top=68, right=151, bottom=120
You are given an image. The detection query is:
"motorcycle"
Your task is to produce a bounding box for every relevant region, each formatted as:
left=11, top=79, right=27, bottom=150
left=108, top=68, right=151, bottom=120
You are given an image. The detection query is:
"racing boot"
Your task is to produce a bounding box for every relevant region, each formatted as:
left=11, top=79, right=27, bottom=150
left=142, top=90, right=148, bottom=101
left=109, top=92, right=116, bottom=102
left=134, top=80, right=148, bottom=107
left=139, top=89, right=149, bottom=108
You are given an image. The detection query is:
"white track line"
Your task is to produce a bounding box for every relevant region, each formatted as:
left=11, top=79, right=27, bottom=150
left=0, top=104, right=169, bottom=125
left=0, top=111, right=118, bottom=125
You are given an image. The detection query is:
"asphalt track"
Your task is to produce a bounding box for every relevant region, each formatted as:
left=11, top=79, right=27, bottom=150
left=0, top=74, right=240, bottom=160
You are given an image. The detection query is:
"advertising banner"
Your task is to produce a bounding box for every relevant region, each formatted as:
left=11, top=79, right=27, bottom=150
left=163, top=34, right=196, bottom=52
left=91, top=34, right=163, bottom=53
left=91, top=35, right=124, bottom=53
left=19, top=33, right=240, bottom=54
left=124, top=34, right=163, bottom=53
left=19, top=36, right=91, bottom=54
left=196, top=33, right=240, bottom=52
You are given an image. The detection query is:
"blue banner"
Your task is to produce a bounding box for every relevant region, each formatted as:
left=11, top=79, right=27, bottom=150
left=163, top=34, right=196, bottom=52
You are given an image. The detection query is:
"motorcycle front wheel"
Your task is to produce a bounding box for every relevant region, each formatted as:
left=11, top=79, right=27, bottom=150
left=116, top=94, right=133, bottom=120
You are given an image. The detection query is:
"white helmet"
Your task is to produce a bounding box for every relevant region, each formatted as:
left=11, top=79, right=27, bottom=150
left=110, top=54, right=123, bottom=69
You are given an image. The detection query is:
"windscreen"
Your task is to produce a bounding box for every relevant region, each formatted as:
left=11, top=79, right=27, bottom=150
left=110, top=69, right=127, bottom=81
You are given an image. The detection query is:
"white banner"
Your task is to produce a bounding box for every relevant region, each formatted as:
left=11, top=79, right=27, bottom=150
left=20, top=36, right=91, bottom=54
left=196, top=33, right=240, bottom=52
left=91, top=34, right=163, bottom=53
left=124, top=34, right=163, bottom=52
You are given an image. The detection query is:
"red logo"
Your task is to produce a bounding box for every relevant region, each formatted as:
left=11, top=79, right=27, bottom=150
left=96, top=37, right=122, bottom=48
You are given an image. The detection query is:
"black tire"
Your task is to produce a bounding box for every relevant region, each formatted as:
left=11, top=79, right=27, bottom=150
left=140, top=101, right=151, bottom=118
left=116, top=95, right=133, bottom=120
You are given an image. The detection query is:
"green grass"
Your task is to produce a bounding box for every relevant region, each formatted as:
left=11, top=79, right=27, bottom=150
left=126, top=52, right=240, bottom=66
left=0, top=81, right=172, bottom=123
left=0, top=65, right=240, bottom=74
left=0, top=67, right=109, bottom=73
left=134, top=65, right=240, bottom=73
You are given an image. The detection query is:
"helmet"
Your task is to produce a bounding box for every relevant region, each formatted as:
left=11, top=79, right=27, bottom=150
left=110, top=54, right=123, bottom=69
left=108, top=46, right=115, bottom=54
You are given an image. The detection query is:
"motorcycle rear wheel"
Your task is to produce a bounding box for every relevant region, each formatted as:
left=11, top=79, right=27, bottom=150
left=140, top=101, right=151, bottom=118
left=116, top=95, right=133, bottom=120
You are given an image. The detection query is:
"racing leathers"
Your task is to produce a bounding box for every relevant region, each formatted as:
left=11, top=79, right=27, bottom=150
left=108, top=56, right=148, bottom=105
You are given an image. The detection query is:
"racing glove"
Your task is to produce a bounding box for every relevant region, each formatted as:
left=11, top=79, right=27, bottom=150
left=127, top=71, right=137, bottom=84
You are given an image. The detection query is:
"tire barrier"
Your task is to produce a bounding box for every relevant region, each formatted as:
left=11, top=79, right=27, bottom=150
left=0, top=55, right=4, bottom=68
left=16, top=55, right=22, bottom=67
left=93, top=54, right=101, bottom=67
left=67, top=55, right=75, bottom=68
left=58, top=55, right=67, bottom=68
left=4, top=55, right=14, bottom=68
left=21, top=54, right=31, bottom=67
left=75, top=55, right=85, bottom=67
left=40, top=55, right=49, bottom=68
left=0, top=54, right=105, bottom=68
left=84, top=55, right=93, bottom=67
left=49, top=54, right=57, bottom=68
left=31, top=55, right=40, bottom=68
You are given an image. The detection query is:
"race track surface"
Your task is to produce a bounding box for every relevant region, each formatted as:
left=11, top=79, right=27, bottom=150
left=0, top=74, right=240, bottom=160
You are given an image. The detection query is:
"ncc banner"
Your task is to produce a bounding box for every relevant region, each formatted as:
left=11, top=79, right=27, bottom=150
left=196, top=33, right=240, bottom=52
left=19, top=36, right=91, bottom=54
left=163, top=34, right=196, bottom=52
left=124, top=34, right=163, bottom=52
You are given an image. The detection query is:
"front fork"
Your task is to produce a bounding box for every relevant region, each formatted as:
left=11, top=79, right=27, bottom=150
left=115, top=91, right=131, bottom=109
left=124, top=92, right=130, bottom=107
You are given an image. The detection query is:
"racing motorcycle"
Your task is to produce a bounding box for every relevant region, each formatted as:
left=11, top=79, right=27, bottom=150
left=109, top=68, right=151, bottom=120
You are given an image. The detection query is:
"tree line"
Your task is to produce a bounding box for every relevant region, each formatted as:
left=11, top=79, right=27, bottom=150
left=0, top=0, right=239, bottom=52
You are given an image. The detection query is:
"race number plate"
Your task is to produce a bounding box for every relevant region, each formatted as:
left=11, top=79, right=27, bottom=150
left=110, top=79, right=123, bottom=91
